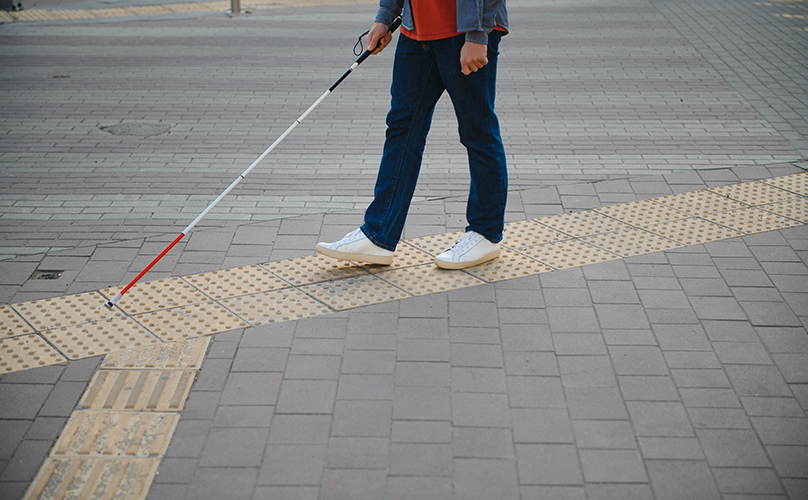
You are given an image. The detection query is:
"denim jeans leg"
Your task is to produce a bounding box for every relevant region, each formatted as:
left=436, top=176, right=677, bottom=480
left=361, top=36, right=446, bottom=251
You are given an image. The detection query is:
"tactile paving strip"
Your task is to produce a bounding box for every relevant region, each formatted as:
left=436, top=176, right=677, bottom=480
left=134, top=302, right=250, bottom=342
left=522, top=239, right=621, bottom=269
left=263, top=254, right=369, bottom=285
left=535, top=210, right=633, bottom=237
left=406, top=231, right=465, bottom=256
left=501, top=220, right=571, bottom=249
left=101, top=337, right=209, bottom=370
left=653, top=190, right=747, bottom=215
left=0, top=334, right=67, bottom=373
left=1, top=304, right=34, bottom=338
left=301, top=274, right=411, bottom=311
left=709, top=181, right=799, bottom=205
left=220, top=288, right=331, bottom=325
left=183, top=265, right=289, bottom=300
left=52, top=411, right=178, bottom=458
left=14, top=292, right=121, bottom=331
left=463, top=249, right=553, bottom=282
left=375, top=264, right=485, bottom=296
left=80, top=369, right=196, bottom=412
left=758, top=198, right=808, bottom=222
left=595, top=199, right=691, bottom=227
left=23, top=457, right=159, bottom=500
left=42, top=318, right=159, bottom=360
left=645, top=217, right=744, bottom=246
left=760, top=172, right=807, bottom=196
left=702, top=207, right=803, bottom=234
left=581, top=228, right=684, bottom=258
left=101, top=278, right=209, bottom=316
left=364, top=242, right=434, bottom=272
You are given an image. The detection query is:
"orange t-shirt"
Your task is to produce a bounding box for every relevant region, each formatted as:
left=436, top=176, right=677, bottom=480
left=401, top=0, right=460, bottom=41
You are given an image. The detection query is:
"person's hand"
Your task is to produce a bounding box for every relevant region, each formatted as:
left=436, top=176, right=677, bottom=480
left=367, top=22, right=393, bottom=55
left=460, top=41, right=488, bottom=75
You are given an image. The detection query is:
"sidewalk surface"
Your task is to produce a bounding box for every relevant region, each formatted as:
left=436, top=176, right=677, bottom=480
left=1, top=0, right=807, bottom=499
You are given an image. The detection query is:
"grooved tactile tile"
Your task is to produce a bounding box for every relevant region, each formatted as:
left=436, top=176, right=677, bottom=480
left=134, top=302, right=250, bottom=342
left=42, top=318, right=159, bottom=360
left=375, top=264, right=485, bottom=296
left=581, top=228, right=684, bottom=257
left=522, top=239, right=621, bottom=269
left=101, top=337, right=208, bottom=370
left=301, top=275, right=411, bottom=310
left=1, top=304, right=34, bottom=338
left=759, top=198, right=808, bottom=222
left=501, top=220, right=571, bottom=249
left=646, top=217, right=745, bottom=245
left=760, top=172, right=808, bottom=196
left=263, top=254, right=368, bottom=285
left=23, top=457, right=159, bottom=500
left=220, top=288, right=331, bottom=324
left=709, top=181, right=799, bottom=205
left=535, top=210, right=633, bottom=237
left=0, top=334, right=67, bottom=373
left=595, top=199, right=691, bottom=227
left=183, top=265, right=289, bottom=300
left=80, top=369, right=196, bottom=412
left=14, top=292, right=121, bottom=331
left=101, top=278, right=209, bottom=316
left=653, top=190, right=747, bottom=215
left=702, top=207, right=803, bottom=234
left=52, top=411, right=178, bottom=458
left=464, top=249, right=553, bottom=282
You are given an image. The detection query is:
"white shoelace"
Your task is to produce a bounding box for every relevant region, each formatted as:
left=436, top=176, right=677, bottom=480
left=447, top=231, right=483, bottom=255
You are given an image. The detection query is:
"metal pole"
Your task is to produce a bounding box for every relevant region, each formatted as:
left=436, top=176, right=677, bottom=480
left=230, top=0, right=239, bottom=14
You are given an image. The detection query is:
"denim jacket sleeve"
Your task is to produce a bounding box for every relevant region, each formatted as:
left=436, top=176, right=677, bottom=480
left=375, top=0, right=508, bottom=45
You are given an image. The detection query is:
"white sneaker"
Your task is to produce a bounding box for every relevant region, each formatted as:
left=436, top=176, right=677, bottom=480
left=315, top=228, right=394, bottom=265
left=434, top=231, right=500, bottom=270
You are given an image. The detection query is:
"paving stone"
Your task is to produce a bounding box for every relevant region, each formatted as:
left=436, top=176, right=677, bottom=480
left=645, top=460, right=721, bottom=500
left=515, top=444, right=583, bottom=486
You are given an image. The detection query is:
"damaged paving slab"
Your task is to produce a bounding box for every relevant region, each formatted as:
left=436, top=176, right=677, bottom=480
left=1, top=0, right=808, bottom=498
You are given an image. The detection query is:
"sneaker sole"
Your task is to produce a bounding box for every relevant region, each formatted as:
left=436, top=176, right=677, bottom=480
left=434, top=249, right=500, bottom=270
left=315, top=244, right=394, bottom=266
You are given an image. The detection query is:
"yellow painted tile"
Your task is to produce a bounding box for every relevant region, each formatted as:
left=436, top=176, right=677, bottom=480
left=52, top=411, right=179, bottom=458
left=135, top=302, right=250, bottom=342
left=702, top=207, right=803, bottom=234
left=502, top=220, right=571, bottom=249
left=24, top=457, right=159, bottom=500
left=645, top=217, right=744, bottom=245
left=1, top=304, right=34, bottom=338
left=14, top=292, right=122, bottom=331
left=521, top=239, right=621, bottom=269
left=101, top=337, right=209, bottom=370
left=758, top=197, right=808, bottom=222
left=220, top=288, right=331, bottom=325
left=595, top=199, right=691, bottom=227
left=183, top=265, right=289, bottom=300
left=535, top=210, right=633, bottom=237
left=42, top=317, right=159, bottom=361
left=101, top=277, right=209, bottom=316
left=405, top=231, right=465, bottom=256
left=375, top=264, right=484, bottom=296
left=653, top=190, right=747, bottom=215
left=761, top=172, right=808, bottom=196
left=0, top=334, right=67, bottom=373
left=263, top=254, right=368, bottom=286
left=79, top=369, right=196, bottom=412
left=464, top=249, right=553, bottom=282
left=581, top=228, right=684, bottom=257
left=709, top=181, right=799, bottom=206
left=300, top=274, right=411, bottom=311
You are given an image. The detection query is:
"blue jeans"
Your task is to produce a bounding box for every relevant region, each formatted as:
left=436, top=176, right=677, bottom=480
left=361, top=32, right=508, bottom=252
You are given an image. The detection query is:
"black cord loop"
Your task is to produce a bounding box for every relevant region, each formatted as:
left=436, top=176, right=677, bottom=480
left=354, top=29, right=370, bottom=56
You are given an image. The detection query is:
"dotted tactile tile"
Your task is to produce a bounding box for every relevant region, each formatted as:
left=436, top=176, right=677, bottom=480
left=375, top=264, right=484, bottom=296
left=300, top=274, right=412, bottom=311
left=135, top=302, right=250, bottom=342
left=760, top=172, right=808, bottom=196
left=535, top=210, right=632, bottom=238
left=1, top=305, right=34, bottom=338
left=463, top=249, right=553, bottom=282
left=80, top=369, right=196, bottom=412
left=758, top=198, right=808, bottom=222
left=220, top=288, right=331, bottom=325
left=101, top=337, right=209, bottom=370
left=42, top=318, right=159, bottom=361
left=702, top=207, right=803, bottom=234
left=14, top=292, right=121, bottom=331
left=645, top=217, right=744, bottom=246
left=595, top=199, right=691, bottom=227
left=183, top=265, right=289, bottom=300
left=405, top=231, right=465, bottom=256
left=52, top=411, right=179, bottom=458
left=581, top=228, right=684, bottom=258
left=522, top=239, right=621, bottom=270
left=101, top=278, right=209, bottom=316
left=24, top=457, right=159, bottom=500
left=0, top=334, right=67, bottom=373
left=653, top=190, right=747, bottom=215
left=501, top=220, right=571, bottom=249
left=263, top=254, right=368, bottom=286
left=709, top=181, right=798, bottom=206
left=364, top=242, right=434, bottom=273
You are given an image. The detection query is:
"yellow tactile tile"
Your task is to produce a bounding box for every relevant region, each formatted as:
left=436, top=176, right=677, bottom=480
left=702, top=207, right=803, bottom=234
left=363, top=242, right=434, bottom=272
left=24, top=457, right=159, bottom=500
left=522, top=239, right=621, bottom=269
left=581, top=228, right=684, bottom=257
left=375, top=264, right=485, bottom=296
left=653, top=189, right=747, bottom=215
left=1, top=304, right=34, bottom=338
left=52, top=411, right=178, bottom=458
left=300, top=274, right=411, bottom=310
left=14, top=292, right=121, bottom=331
left=134, top=302, right=250, bottom=342
left=406, top=230, right=465, bottom=256
left=101, top=277, right=209, bottom=316
left=80, top=369, right=196, bottom=412
left=101, top=337, right=209, bottom=370
left=41, top=317, right=159, bottom=360
left=263, top=254, right=368, bottom=286
left=595, top=199, right=691, bottom=227
left=758, top=197, right=808, bottom=222
left=645, top=217, right=744, bottom=246
left=220, top=288, right=331, bottom=324
left=535, top=210, right=633, bottom=237
left=464, top=249, right=553, bottom=282
left=760, top=172, right=807, bottom=196
left=183, top=265, right=289, bottom=300
left=501, top=219, right=571, bottom=249
left=709, top=181, right=799, bottom=205
left=0, top=334, right=67, bottom=373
